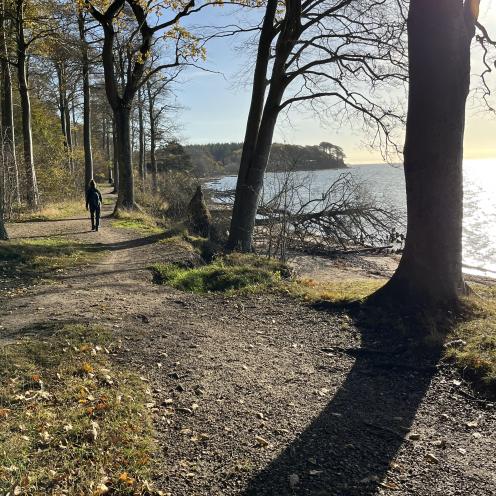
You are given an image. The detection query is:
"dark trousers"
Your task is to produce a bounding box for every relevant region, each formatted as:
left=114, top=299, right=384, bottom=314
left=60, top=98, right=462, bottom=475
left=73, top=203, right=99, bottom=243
left=90, top=206, right=101, bottom=229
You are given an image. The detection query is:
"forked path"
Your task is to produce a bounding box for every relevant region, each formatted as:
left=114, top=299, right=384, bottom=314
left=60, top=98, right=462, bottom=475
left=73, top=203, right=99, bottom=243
left=1, top=189, right=495, bottom=495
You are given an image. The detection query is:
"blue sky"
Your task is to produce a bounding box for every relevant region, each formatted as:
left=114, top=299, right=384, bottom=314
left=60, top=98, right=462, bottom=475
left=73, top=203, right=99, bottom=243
left=176, top=2, right=496, bottom=164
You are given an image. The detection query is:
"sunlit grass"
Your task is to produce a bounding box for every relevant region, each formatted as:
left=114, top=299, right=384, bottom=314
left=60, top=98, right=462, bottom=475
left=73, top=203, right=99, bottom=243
left=0, top=238, right=104, bottom=294
left=294, top=277, right=387, bottom=304
left=16, top=201, right=85, bottom=222
left=152, top=253, right=290, bottom=294
left=0, top=324, right=157, bottom=495
left=445, top=284, right=496, bottom=395
left=111, top=210, right=163, bottom=234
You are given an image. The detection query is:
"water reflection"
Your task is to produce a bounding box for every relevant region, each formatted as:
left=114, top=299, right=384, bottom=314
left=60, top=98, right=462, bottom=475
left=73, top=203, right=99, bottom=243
left=208, top=160, right=496, bottom=278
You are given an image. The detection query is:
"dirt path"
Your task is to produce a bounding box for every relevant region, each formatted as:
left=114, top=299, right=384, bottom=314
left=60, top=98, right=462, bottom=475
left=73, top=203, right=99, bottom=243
left=1, top=189, right=495, bottom=495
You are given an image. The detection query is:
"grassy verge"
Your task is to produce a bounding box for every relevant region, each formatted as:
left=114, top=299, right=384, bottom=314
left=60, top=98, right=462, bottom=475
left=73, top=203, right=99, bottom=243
left=0, top=237, right=104, bottom=290
left=444, top=284, right=496, bottom=396
left=152, top=253, right=290, bottom=294
left=293, top=277, right=387, bottom=304
left=0, top=324, right=158, bottom=495
left=16, top=201, right=85, bottom=222
left=111, top=210, right=163, bottom=234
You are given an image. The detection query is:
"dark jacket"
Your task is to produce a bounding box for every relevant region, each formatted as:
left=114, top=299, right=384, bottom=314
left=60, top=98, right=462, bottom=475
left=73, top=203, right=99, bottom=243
left=86, top=187, right=103, bottom=210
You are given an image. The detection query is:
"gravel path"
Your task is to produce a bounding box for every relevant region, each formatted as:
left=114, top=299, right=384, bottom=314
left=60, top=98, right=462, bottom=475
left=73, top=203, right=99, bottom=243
left=1, top=189, right=495, bottom=496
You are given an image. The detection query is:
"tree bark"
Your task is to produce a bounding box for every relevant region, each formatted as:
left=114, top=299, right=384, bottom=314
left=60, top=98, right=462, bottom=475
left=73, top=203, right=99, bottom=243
left=227, top=0, right=300, bottom=251
left=78, top=11, right=94, bottom=188
left=112, top=118, right=118, bottom=192
left=16, top=0, right=38, bottom=209
left=64, top=94, right=73, bottom=172
left=371, top=0, right=477, bottom=307
left=1, top=0, right=19, bottom=205
left=137, top=87, right=145, bottom=189
left=114, top=105, right=134, bottom=208
left=0, top=135, right=9, bottom=240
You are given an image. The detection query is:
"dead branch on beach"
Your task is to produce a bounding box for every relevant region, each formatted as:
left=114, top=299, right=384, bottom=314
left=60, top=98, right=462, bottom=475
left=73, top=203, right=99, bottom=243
left=212, top=170, right=405, bottom=261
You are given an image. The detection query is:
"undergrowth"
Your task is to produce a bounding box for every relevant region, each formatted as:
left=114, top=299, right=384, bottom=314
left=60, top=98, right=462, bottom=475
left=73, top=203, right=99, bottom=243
left=0, top=324, right=158, bottom=495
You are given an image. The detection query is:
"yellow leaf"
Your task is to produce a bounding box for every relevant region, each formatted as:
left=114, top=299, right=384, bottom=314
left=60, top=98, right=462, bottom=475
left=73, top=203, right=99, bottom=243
left=81, top=362, right=94, bottom=374
left=118, top=472, right=135, bottom=485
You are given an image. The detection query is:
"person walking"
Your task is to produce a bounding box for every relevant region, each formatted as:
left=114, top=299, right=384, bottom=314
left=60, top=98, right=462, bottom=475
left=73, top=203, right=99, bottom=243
left=85, top=179, right=103, bottom=231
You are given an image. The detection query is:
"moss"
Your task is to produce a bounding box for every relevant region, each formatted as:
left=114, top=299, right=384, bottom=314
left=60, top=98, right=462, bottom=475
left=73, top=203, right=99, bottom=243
left=151, top=253, right=289, bottom=294
left=0, top=324, right=157, bottom=495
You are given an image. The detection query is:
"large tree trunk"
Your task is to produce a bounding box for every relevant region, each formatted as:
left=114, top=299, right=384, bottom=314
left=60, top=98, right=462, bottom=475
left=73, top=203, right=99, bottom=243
left=78, top=12, right=94, bottom=189
left=226, top=0, right=278, bottom=251
left=114, top=105, right=134, bottom=208
left=1, top=0, right=19, bottom=205
left=227, top=0, right=300, bottom=251
left=112, top=118, right=118, bottom=192
left=16, top=0, right=39, bottom=210
left=371, top=0, right=477, bottom=307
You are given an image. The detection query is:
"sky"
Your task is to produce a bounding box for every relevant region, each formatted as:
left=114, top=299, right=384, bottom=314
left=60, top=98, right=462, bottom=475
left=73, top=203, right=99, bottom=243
left=177, top=2, right=496, bottom=165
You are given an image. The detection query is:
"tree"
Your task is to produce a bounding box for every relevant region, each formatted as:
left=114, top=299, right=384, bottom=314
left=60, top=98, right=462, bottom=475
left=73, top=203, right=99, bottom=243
left=145, top=73, right=178, bottom=192
left=78, top=10, right=94, bottom=188
left=0, top=134, right=9, bottom=240
left=371, top=0, right=479, bottom=307
left=85, top=0, right=206, bottom=210
left=227, top=0, right=407, bottom=251
left=0, top=0, right=20, bottom=205
left=14, top=0, right=40, bottom=208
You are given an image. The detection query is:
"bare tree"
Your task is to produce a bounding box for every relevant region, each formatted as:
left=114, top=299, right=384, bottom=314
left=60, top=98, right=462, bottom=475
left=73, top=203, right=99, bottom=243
left=84, top=0, right=207, bottom=210
left=227, top=0, right=407, bottom=251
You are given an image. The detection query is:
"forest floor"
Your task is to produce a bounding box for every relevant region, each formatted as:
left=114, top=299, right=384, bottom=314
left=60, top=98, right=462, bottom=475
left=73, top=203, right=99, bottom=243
left=1, top=187, right=495, bottom=496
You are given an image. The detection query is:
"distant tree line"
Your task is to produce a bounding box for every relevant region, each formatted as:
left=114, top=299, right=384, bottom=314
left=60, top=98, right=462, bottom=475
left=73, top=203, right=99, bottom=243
left=183, top=142, right=347, bottom=177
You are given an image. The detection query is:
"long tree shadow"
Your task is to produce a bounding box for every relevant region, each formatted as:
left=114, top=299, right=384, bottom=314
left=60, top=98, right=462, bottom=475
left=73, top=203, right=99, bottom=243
left=243, top=301, right=445, bottom=495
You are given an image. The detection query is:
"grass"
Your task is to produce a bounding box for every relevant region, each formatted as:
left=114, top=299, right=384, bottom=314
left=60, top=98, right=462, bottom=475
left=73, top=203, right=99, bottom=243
left=16, top=201, right=85, bottom=222
left=0, top=324, right=157, bottom=495
left=111, top=210, right=163, bottom=234
left=151, top=253, right=290, bottom=294
left=0, top=237, right=104, bottom=287
left=293, top=277, right=387, bottom=304
left=444, top=284, right=496, bottom=395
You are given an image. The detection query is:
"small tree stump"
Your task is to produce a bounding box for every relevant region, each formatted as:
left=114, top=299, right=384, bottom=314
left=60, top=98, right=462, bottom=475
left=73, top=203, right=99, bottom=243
left=187, top=185, right=211, bottom=238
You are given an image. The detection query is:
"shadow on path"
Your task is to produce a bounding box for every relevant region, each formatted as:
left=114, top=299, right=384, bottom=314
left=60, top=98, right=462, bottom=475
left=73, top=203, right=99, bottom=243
left=242, top=302, right=444, bottom=495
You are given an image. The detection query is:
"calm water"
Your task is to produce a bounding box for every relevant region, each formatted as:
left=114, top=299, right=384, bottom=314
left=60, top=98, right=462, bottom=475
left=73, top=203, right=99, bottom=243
left=209, top=160, right=496, bottom=278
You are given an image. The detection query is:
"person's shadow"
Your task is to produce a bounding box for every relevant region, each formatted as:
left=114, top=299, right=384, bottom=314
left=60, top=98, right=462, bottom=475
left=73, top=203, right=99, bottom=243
left=242, top=301, right=444, bottom=495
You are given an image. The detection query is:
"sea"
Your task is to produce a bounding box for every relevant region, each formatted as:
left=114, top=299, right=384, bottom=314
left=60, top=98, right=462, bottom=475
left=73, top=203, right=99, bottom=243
left=208, top=159, right=496, bottom=279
